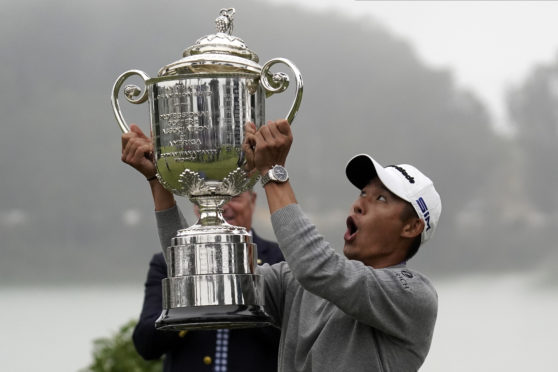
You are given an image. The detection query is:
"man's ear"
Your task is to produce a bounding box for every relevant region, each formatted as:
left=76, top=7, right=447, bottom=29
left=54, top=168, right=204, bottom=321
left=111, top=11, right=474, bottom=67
left=401, top=218, right=424, bottom=239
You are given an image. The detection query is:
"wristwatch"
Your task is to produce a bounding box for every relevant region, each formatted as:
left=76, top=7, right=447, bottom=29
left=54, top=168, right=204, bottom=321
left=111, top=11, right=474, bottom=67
left=261, top=165, right=289, bottom=187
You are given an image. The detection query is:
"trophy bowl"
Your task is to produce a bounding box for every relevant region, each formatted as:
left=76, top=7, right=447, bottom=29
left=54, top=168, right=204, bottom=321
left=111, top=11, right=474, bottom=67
left=111, top=8, right=302, bottom=330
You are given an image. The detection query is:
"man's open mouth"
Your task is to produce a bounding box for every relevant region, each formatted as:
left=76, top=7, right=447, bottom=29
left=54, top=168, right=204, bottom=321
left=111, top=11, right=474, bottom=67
left=344, top=216, right=358, bottom=242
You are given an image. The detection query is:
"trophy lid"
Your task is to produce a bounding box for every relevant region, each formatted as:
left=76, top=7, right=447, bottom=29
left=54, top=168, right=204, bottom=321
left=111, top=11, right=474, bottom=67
left=159, top=8, right=261, bottom=76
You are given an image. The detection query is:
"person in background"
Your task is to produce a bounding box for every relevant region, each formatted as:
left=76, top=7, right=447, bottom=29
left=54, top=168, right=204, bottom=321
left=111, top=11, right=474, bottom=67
left=121, top=124, right=284, bottom=372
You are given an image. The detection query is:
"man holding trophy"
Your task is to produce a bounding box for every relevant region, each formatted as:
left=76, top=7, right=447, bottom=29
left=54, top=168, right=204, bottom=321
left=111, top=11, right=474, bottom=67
left=114, top=8, right=440, bottom=371
left=137, top=119, right=441, bottom=371
left=244, top=120, right=441, bottom=370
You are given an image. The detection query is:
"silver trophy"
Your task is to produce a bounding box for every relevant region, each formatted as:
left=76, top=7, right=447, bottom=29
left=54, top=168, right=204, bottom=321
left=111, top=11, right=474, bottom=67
left=111, top=8, right=303, bottom=330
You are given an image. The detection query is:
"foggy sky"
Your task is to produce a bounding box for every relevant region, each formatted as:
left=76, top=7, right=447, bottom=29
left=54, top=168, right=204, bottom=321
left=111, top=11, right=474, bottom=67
left=1, top=0, right=557, bottom=286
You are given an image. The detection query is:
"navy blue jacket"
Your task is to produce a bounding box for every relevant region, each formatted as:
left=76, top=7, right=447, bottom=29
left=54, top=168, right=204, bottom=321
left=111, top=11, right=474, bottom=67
left=133, top=232, right=284, bottom=372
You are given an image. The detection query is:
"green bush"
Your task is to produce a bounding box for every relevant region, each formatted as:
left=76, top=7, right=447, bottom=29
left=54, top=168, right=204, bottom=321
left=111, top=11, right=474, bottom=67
left=82, top=319, right=162, bottom=372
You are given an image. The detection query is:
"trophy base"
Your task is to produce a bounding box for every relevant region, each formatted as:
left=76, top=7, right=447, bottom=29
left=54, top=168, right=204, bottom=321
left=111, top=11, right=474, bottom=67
left=159, top=220, right=271, bottom=331
left=155, top=304, right=272, bottom=330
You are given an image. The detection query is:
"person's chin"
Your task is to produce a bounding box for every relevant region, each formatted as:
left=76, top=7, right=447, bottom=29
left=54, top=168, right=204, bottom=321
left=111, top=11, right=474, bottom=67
left=343, top=243, right=354, bottom=259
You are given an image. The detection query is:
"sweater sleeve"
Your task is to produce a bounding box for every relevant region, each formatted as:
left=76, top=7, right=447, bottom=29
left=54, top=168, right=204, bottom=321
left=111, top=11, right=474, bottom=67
left=270, top=204, right=437, bottom=343
left=257, top=262, right=290, bottom=327
left=155, top=204, right=188, bottom=251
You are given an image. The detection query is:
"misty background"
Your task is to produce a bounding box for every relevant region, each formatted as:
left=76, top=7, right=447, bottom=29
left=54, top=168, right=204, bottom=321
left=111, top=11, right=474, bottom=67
left=1, top=0, right=557, bottom=371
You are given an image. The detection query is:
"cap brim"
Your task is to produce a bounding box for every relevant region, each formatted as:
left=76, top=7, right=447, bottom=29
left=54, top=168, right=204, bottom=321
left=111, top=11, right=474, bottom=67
left=345, top=154, right=411, bottom=203
left=346, top=154, right=379, bottom=190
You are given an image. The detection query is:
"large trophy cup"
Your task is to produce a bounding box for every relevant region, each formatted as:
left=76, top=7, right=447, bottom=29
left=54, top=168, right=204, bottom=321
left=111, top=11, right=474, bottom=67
left=111, top=8, right=303, bottom=330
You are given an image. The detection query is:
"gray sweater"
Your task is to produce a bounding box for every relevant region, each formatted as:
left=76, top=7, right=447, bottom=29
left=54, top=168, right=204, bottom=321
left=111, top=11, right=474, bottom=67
left=156, top=204, right=437, bottom=372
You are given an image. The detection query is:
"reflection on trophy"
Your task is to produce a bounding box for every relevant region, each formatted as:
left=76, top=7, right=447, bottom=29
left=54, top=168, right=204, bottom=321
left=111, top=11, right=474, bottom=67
left=111, top=8, right=303, bottom=330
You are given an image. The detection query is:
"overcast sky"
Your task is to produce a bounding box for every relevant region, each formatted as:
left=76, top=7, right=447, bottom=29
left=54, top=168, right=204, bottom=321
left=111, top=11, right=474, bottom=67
left=265, top=0, right=558, bottom=134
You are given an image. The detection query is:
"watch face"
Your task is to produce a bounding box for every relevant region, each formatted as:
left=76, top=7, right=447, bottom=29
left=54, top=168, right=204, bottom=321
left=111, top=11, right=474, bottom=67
left=272, top=165, right=288, bottom=182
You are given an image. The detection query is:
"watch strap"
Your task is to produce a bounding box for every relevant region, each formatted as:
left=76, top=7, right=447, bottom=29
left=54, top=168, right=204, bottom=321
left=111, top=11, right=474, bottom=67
left=260, top=171, right=272, bottom=187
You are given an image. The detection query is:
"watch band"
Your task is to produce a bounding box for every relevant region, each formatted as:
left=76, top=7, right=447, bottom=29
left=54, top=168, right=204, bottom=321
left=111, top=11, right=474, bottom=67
left=261, top=171, right=272, bottom=187
left=261, top=165, right=289, bottom=187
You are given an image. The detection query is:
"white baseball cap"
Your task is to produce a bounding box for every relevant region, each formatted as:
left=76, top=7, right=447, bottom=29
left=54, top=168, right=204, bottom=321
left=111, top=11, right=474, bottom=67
left=345, top=154, right=442, bottom=245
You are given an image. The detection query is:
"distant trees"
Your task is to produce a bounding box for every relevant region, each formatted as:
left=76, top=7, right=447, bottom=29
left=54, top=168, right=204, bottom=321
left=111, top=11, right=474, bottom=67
left=507, top=57, right=558, bottom=214
left=3, top=0, right=556, bottom=283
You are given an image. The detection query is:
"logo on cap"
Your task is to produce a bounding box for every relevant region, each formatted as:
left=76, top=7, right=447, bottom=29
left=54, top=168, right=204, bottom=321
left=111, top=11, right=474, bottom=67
left=416, top=197, right=431, bottom=231
left=388, top=165, right=415, bottom=184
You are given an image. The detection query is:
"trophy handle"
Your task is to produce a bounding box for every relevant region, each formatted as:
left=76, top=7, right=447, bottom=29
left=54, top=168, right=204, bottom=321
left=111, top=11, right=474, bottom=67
left=111, top=69, right=151, bottom=133
left=260, top=58, right=303, bottom=124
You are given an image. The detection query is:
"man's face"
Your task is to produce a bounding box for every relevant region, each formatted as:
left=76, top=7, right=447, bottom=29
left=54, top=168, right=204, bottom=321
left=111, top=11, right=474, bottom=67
left=222, top=191, right=257, bottom=230
left=343, top=177, right=409, bottom=268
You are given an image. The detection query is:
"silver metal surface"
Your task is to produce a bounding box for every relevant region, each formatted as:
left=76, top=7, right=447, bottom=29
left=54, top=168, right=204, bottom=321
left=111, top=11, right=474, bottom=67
left=149, top=74, right=264, bottom=199
left=111, top=69, right=150, bottom=133
left=171, top=230, right=253, bottom=245
left=165, top=242, right=257, bottom=276
left=111, top=8, right=303, bottom=329
left=162, top=274, right=265, bottom=307
left=261, top=58, right=303, bottom=124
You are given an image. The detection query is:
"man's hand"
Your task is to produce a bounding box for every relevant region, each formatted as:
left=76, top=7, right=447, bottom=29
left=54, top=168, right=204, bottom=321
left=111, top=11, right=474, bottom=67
left=243, top=119, right=293, bottom=175
left=121, top=124, right=156, bottom=178
left=121, top=124, right=175, bottom=210
left=244, top=119, right=297, bottom=214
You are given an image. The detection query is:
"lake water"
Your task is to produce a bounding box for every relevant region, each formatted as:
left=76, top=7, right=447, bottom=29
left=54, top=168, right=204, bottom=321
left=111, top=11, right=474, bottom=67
left=1, top=273, right=556, bottom=371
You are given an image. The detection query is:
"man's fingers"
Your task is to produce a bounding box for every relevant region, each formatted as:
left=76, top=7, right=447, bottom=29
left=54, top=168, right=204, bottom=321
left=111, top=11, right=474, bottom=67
left=121, top=135, right=134, bottom=160
left=121, top=132, right=133, bottom=150
left=244, top=132, right=256, bottom=149
left=266, top=120, right=292, bottom=148
left=122, top=136, right=150, bottom=164
left=257, top=124, right=270, bottom=142
left=268, top=120, right=291, bottom=138
left=267, top=121, right=280, bottom=140
left=130, top=124, right=149, bottom=139
left=242, top=143, right=256, bottom=170
left=133, top=143, right=152, bottom=163
left=244, top=122, right=257, bottom=135
left=267, top=121, right=281, bottom=139
left=275, top=119, right=291, bottom=136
